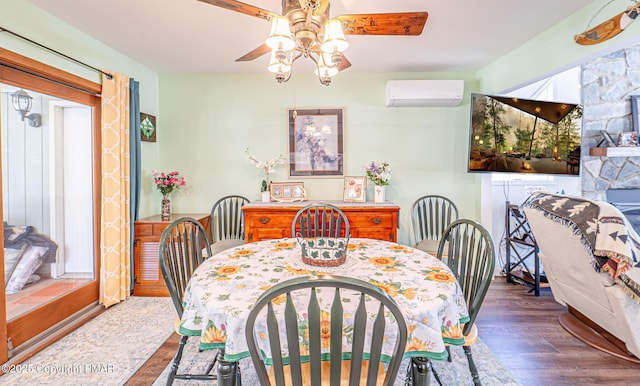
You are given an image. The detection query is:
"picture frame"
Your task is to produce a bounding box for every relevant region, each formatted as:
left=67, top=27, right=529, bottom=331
left=632, top=95, right=640, bottom=136
left=270, top=182, right=306, bottom=202
left=288, top=108, right=344, bottom=177
left=343, top=176, right=366, bottom=202
left=140, top=113, right=157, bottom=142
left=617, top=131, right=638, bottom=147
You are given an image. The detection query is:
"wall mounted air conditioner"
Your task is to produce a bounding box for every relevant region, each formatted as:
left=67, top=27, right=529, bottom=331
left=385, top=80, right=464, bottom=107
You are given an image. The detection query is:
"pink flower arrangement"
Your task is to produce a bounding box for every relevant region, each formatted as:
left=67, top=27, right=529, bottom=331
left=152, top=170, right=186, bottom=197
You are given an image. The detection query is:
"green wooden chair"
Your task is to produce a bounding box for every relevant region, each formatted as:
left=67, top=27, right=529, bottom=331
left=411, top=195, right=459, bottom=256
left=434, top=219, right=496, bottom=386
left=245, top=275, right=408, bottom=386
left=291, top=203, right=350, bottom=238
left=209, top=195, right=250, bottom=254
left=159, top=217, right=217, bottom=385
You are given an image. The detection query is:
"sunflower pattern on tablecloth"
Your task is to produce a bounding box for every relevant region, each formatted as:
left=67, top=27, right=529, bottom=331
left=180, top=238, right=469, bottom=362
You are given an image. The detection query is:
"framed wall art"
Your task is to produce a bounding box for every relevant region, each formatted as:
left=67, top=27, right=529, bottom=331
left=343, top=176, right=366, bottom=202
left=270, top=182, right=306, bottom=202
left=288, top=108, right=344, bottom=177
left=140, top=113, right=157, bottom=142
left=617, top=131, right=638, bottom=147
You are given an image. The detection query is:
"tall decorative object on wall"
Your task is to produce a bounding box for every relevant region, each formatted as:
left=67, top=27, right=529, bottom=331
left=632, top=95, right=639, bottom=136
left=288, top=108, right=344, bottom=177
left=140, top=113, right=157, bottom=142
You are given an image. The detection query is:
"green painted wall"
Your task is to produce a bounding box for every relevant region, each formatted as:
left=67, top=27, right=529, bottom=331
left=157, top=73, right=479, bottom=245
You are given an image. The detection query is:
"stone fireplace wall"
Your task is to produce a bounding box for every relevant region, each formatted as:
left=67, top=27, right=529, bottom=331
left=581, top=43, right=640, bottom=200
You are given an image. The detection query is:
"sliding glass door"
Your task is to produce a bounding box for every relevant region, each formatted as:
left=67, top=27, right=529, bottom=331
left=2, top=85, right=95, bottom=320
left=0, top=49, right=101, bottom=361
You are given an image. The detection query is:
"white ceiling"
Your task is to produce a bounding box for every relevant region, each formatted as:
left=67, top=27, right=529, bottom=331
left=27, top=0, right=595, bottom=74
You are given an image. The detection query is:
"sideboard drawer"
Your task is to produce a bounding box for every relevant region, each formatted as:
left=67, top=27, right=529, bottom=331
left=245, top=213, right=294, bottom=228
left=135, top=223, right=153, bottom=236
left=243, top=202, right=400, bottom=242
left=347, top=213, right=394, bottom=228
left=350, top=228, right=395, bottom=241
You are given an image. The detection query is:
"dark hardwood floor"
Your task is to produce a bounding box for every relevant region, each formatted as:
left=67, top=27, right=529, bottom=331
left=126, top=277, right=640, bottom=385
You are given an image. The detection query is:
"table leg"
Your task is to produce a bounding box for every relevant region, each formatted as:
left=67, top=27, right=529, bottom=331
left=217, top=352, right=238, bottom=386
left=410, top=357, right=432, bottom=386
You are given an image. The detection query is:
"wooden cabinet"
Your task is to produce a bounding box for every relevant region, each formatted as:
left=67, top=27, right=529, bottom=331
left=243, top=201, right=400, bottom=242
left=133, top=213, right=210, bottom=297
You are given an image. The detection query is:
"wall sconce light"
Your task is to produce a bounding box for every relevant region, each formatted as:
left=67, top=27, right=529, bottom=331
left=11, top=89, right=41, bottom=127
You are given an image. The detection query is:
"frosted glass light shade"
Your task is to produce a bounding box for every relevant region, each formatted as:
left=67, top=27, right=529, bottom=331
left=321, top=19, right=348, bottom=53
left=314, top=53, right=339, bottom=77
left=266, top=16, right=295, bottom=51
left=267, top=50, right=291, bottom=73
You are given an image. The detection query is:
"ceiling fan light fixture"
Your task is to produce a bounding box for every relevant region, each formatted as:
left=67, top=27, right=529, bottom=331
left=320, top=19, right=348, bottom=53
left=267, top=49, right=292, bottom=75
left=315, top=53, right=338, bottom=78
left=266, top=16, right=295, bottom=51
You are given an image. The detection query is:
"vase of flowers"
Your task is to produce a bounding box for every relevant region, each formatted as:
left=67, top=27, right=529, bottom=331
left=364, top=161, right=392, bottom=203
left=246, top=148, right=286, bottom=202
left=152, top=170, right=186, bottom=219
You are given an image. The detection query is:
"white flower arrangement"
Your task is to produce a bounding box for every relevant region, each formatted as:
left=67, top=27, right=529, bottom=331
left=245, top=148, right=287, bottom=192
left=364, top=161, right=392, bottom=186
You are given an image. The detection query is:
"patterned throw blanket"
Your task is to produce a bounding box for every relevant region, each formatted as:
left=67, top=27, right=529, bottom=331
left=3, top=222, right=58, bottom=263
left=523, top=192, right=640, bottom=304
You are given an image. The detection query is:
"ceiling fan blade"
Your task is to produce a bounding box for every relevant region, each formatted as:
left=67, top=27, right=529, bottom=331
left=235, top=44, right=271, bottom=62
left=336, top=12, right=428, bottom=36
left=197, top=0, right=277, bottom=21
left=317, top=0, right=329, bottom=15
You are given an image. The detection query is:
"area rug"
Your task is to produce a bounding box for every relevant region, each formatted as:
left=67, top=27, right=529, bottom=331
left=0, top=296, right=175, bottom=385
left=153, top=333, right=521, bottom=386
left=0, top=295, right=519, bottom=386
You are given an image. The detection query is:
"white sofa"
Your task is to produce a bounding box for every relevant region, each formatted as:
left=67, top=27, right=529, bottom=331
left=523, top=192, right=640, bottom=362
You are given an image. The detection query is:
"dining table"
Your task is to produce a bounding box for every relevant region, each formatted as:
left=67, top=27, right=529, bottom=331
left=179, top=237, right=470, bottom=386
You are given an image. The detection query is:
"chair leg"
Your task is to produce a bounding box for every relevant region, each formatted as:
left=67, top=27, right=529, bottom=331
left=217, top=355, right=239, bottom=386
left=408, top=357, right=433, bottom=386
left=463, top=345, right=481, bottom=386
left=427, top=360, right=443, bottom=386
left=166, top=335, right=188, bottom=386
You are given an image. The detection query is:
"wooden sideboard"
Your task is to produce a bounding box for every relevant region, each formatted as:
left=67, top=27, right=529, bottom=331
left=242, top=201, right=400, bottom=242
left=133, top=213, right=210, bottom=297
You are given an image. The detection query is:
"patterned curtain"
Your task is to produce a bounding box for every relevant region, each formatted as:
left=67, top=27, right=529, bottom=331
left=100, top=72, right=131, bottom=307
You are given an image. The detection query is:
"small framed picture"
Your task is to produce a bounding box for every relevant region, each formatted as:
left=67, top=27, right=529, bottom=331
left=140, top=113, right=157, bottom=142
left=343, top=176, right=366, bottom=202
left=270, top=182, right=306, bottom=202
left=617, top=131, right=638, bottom=147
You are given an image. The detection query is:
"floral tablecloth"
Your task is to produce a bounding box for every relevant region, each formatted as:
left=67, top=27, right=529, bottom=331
left=179, top=238, right=469, bottom=362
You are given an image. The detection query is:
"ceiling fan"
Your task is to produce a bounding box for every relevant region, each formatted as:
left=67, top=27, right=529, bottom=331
left=197, top=0, right=428, bottom=85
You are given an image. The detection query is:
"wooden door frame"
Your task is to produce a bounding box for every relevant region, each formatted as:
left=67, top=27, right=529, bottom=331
left=0, top=48, right=102, bottom=362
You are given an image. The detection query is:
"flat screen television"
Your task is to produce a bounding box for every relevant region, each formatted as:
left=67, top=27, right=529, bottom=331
left=467, top=93, right=583, bottom=176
